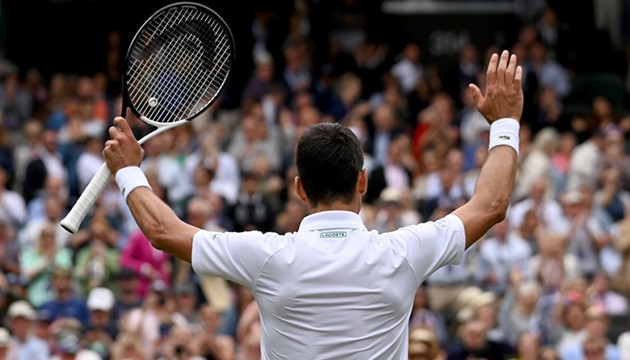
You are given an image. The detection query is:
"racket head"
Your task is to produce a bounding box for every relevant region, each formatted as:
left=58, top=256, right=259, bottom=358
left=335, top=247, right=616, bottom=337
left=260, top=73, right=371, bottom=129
left=121, top=1, right=235, bottom=127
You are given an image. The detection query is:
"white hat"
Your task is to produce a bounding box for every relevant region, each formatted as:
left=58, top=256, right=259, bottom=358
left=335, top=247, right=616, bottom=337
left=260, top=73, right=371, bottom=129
left=87, top=287, right=115, bottom=311
left=454, top=286, right=483, bottom=312
left=379, top=187, right=402, bottom=204
left=7, top=300, right=36, bottom=320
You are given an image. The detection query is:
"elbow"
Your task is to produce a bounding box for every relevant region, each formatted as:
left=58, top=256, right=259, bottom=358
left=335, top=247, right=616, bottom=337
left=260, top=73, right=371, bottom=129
left=487, top=197, right=509, bottom=225
left=142, top=219, right=171, bottom=251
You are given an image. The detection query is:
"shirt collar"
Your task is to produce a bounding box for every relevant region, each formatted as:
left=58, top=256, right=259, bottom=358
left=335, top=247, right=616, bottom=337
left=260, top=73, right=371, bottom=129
left=298, top=210, right=367, bottom=232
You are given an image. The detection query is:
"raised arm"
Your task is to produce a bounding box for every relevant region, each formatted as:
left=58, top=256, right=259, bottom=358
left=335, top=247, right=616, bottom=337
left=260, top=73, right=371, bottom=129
left=452, top=50, right=523, bottom=249
left=103, top=117, right=199, bottom=262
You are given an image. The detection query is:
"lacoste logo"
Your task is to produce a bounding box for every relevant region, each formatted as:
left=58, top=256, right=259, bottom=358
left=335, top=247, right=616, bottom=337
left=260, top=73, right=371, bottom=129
left=320, top=231, right=347, bottom=238
left=498, top=135, right=511, bottom=140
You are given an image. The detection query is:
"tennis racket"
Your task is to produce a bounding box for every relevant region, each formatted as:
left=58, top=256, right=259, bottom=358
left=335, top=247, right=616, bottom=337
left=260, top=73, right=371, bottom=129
left=60, top=1, right=235, bottom=233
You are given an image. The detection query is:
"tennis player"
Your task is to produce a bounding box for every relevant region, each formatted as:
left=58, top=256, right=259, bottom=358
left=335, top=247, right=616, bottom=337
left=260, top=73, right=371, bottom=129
left=103, top=50, right=523, bottom=359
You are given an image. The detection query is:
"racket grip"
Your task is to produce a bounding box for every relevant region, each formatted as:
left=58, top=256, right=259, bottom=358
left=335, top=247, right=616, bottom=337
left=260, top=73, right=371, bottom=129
left=60, top=163, right=112, bottom=233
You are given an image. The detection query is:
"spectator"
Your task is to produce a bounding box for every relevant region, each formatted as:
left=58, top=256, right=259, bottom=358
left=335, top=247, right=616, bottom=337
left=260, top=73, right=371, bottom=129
left=365, top=132, right=415, bottom=205
left=38, top=267, right=89, bottom=328
left=0, top=72, right=33, bottom=134
left=508, top=177, right=564, bottom=234
left=172, top=282, right=200, bottom=325
left=538, top=346, right=561, bottom=360
left=74, top=133, right=104, bottom=194
left=558, top=190, right=611, bottom=280
left=512, top=330, right=542, bottom=360
left=25, top=174, right=67, bottom=223
left=595, top=166, right=630, bottom=224
left=19, top=224, right=73, bottom=307
left=527, top=41, right=572, bottom=99
left=515, top=126, right=559, bottom=201
left=424, top=241, right=476, bottom=317
left=390, top=42, right=424, bottom=95
left=120, top=229, right=171, bottom=298
left=226, top=171, right=277, bottom=233
left=559, top=307, right=621, bottom=360
left=241, top=51, right=275, bottom=111
left=22, top=129, right=67, bottom=204
left=0, top=165, right=26, bottom=230
left=370, top=187, right=420, bottom=233
left=111, top=267, right=141, bottom=323
left=529, top=232, right=581, bottom=293
left=551, top=131, right=578, bottom=197
left=5, top=300, right=49, bottom=360
left=498, top=279, right=543, bottom=346
left=195, top=304, right=235, bottom=360
left=416, top=153, right=467, bottom=220
left=365, top=103, right=406, bottom=167
left=408, top=326, right=442, bottom=360
left=109, top=333, right=144, bottom=360
left=228, top=113, right=282, bottom=175
left=447, top=318, right=513, bottom=360
left=11, top=119, right=44, bottom=195
left=122, top=281, right=187, bottom=360
left=50, top=329, right=100, bottom=360
left=587, top=271, right=628, bottom=316
left=554, top=296, right=590, bottom=354
left=18, top=193, right=70, bottom=250
left=409, top=285, right=449, bottom=347
left=475, top=219, right=532, bottom=296
left=83, top=287, right=118, bottom=359
left=140, top=130, right=194, bottom=217
left=566, top=130, right=606, bottom=193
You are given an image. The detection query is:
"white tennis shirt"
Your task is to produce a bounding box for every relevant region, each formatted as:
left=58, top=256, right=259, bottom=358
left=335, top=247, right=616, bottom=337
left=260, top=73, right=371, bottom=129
left=192, top=210, right=465, bottom=359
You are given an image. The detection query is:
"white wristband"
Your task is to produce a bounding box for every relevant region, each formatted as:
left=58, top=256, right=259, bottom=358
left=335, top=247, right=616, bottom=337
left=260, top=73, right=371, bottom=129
left=115, top=166, right=151, bottom=202
left=488, top=118, right=520, bottom=155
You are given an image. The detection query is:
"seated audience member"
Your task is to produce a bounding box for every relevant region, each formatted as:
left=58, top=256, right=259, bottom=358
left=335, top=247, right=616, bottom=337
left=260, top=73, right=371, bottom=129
left=559, top=306, right=621, bottom=360
left=20, top=225, right=72, bottom=307
left=111, top=267, right=142, bottom=323
left=447, top=318, right=513, bottom=360
left=6, top=301, right=49, bottom=360
left=83, top=287, right=118, bottom=358
left=475, top=218, right=532, bottom=296
left=408, top=326, right=442, bottom=360
left=120, top=229, right=171, bottom=298
left=38, top=267, right=90, bottom=328
left=409, top=284, right=449, bottom=347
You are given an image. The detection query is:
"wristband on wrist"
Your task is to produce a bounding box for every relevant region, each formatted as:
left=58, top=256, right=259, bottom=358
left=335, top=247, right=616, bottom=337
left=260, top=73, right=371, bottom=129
left=488, top=118, right=520, bottom=155
left=115, top=166, right=151, bottom=202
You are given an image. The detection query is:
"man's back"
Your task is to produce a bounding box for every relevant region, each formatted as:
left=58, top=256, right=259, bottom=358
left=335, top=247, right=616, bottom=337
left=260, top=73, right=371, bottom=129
left=192, top=210, right=465, bottom=359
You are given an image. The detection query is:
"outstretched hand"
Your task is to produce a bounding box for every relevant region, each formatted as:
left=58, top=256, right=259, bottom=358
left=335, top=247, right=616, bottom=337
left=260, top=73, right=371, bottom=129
left=103, top=117, right=145, bottom=174
left=469, top=50, right=524, bottom=124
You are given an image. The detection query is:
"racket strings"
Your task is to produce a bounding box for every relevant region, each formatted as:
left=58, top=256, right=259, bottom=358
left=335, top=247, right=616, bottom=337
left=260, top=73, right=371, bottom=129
left=126, top=5, right=233, bottom=124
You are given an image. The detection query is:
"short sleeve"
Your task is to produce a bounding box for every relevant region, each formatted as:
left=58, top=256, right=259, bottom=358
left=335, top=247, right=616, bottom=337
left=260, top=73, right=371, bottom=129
left=389, top=214, right=466, bottom=284
left=191, top=230, right=288, bottom=289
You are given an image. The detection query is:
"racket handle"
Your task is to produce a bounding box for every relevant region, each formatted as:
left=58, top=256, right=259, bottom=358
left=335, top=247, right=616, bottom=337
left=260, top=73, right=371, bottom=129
left=60, top=163, right=112, bottom=233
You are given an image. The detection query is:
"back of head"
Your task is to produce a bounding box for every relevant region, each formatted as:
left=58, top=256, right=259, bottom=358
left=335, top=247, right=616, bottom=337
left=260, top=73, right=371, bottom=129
left=296, top=123, right=364, bottom=207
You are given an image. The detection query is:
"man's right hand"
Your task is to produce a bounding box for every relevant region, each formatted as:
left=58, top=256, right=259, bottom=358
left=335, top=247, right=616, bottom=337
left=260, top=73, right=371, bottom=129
left=103, top=117, right=145, bottom=175
left=469, top=50, right=523, bottom=124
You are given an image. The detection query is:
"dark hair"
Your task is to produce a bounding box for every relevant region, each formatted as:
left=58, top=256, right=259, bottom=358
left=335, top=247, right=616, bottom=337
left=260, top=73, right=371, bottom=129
left=296, top=123, right=364, bottom=207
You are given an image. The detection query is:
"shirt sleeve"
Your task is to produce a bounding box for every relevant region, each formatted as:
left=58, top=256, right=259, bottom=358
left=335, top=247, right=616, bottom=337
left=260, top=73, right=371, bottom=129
left=191, top=230, right=287, bottom=289
left=390, top=214, right=466, bottom=285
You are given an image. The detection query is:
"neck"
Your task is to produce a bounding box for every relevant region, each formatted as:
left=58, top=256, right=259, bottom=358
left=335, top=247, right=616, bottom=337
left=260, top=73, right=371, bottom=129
left=308, top=200, right=361, bottom=215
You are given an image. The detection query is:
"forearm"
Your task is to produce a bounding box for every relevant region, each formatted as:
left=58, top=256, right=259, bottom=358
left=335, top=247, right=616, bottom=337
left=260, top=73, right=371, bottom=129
left=125, top=187, right=198, bottom=262
left=453, top=145, right=517, bottom=247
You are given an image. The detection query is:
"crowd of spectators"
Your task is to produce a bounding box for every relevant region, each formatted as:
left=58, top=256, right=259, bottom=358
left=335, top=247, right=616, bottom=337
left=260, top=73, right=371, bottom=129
left=0, top=0, right=630, bottom=359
